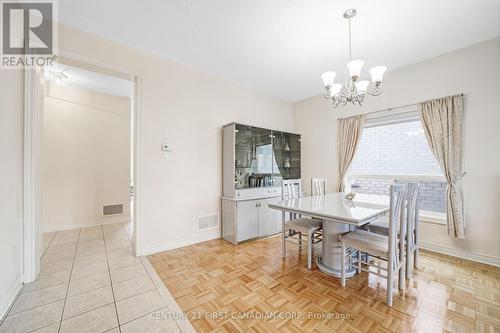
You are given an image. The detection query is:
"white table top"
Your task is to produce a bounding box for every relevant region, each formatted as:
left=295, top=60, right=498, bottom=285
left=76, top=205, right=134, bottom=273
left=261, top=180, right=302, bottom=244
left=268, top=192, right=390, bottom=226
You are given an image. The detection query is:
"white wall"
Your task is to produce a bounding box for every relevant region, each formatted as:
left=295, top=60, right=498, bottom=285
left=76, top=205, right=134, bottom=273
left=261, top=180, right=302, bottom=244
left=42, top=83, right=131, bottom=232
left=57, top=24, right=294, bottom=254
left=293, top=37, right=500, bottom=265
left=0, top=70, right=24, bottom=318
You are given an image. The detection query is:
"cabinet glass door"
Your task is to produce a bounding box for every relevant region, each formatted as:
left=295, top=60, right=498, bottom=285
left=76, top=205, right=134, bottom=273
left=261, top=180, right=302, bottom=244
left=272, top=132, right=301, bottom=185
left=234, top=124, right=273, bottom=189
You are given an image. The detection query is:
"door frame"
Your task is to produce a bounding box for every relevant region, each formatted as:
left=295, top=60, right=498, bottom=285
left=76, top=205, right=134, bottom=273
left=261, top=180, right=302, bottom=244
left=23, top=51, right=143, bottom=282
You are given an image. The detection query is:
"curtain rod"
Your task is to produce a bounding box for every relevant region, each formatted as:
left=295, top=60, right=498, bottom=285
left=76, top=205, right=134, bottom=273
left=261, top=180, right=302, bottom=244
left=337, top=93, right=464, bottom=120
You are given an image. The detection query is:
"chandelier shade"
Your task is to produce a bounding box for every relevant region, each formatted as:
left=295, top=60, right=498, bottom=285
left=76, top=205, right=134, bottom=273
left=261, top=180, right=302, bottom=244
left=369, top=66, right=387, bottom=84
left=330, top=83, right=343, bottom=97
left=355, top=80, right=369, bottom=94
left=347, top=60, right=364, bottom=81
left=321, top=71, right=336, bottom=87
left=321, top=9, right=387, bottom=108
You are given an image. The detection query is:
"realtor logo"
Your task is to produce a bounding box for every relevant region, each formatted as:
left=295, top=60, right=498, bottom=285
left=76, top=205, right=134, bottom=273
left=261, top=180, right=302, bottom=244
left=1, top=0, right=57, bottom=68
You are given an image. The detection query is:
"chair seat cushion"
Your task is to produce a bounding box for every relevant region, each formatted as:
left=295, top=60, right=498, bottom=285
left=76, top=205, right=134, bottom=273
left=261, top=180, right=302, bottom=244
left=340, top=230, right=388, bottom=258
left=284, top=218, right=322, bottom=233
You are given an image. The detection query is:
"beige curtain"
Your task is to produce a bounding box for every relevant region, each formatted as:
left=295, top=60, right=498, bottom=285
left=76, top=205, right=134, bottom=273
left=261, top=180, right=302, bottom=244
left=419, top=94, right=465, bottom=239
left=336, top=114, right=366, bottom=192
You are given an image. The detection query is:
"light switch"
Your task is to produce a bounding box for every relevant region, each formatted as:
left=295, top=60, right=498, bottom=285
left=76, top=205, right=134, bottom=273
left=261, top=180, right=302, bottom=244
left=161, top=137, right=172, bottom=162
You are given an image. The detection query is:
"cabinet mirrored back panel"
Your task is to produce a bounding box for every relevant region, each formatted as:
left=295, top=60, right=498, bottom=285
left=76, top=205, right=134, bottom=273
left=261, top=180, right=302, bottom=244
left=222, top=123, right=301, bottom=199
left=221, top=123, right=301, bottom=244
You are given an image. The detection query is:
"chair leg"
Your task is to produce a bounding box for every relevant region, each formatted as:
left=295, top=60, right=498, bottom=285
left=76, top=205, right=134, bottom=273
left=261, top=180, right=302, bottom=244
left=405, top=250, right=411, bottom=279
left=406, top=229, right=412, bottom=279
left=400, top=245, right=405, bottom=290
left=387, top=256, right=394, bottom=307
left=298, top=232, right=302, bottom=251
left=341, top=242, right=346, bottom=287
left=307, top=230, right=313, bottom=270
left=398, top=263, right=404, bottom=291
left=414, top=228, right=420, bottom=269
left=281, top=212, right=286, bottom=259
left=414, top=247, right=419, bottom=269
left=356, top=250, right=361, bottom=274
left=414, top=220, right=420, bottom=269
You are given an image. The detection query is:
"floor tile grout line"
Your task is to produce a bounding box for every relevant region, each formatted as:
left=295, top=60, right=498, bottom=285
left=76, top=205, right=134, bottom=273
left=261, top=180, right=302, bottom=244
left=40, top=231, right=57, bottom=259
left=103, top=224, right=123, bottom=333
left=111, top=285, right=160, bottom=305
left=23, top=301, right=116, bottom=332
left=57, top=227, right=81, bottom=333
left=118, top=303, right=166, bottom=327
left=1, top=224, right=178, bottom=331
left=6, top=288, right=68, bottom=316
left=2, top=230, right=67, bottom=326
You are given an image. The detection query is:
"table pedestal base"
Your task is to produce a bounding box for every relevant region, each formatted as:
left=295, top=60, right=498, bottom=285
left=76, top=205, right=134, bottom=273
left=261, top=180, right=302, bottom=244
left=317, top=257, right=356, bottom=278
left=318, top=219, right=356, bottom=278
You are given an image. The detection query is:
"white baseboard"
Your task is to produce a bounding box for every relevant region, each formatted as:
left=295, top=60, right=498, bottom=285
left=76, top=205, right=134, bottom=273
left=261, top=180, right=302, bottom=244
left=42, top=215, right=130, bottom=233
left=0, top=275, right=23, bottom=322
left=419, top=241, right=500, bottom=267
left=141, top=229, right=221, bottom=256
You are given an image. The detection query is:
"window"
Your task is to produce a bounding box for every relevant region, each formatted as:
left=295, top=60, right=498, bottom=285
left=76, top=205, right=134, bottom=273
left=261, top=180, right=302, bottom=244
left=348, top=114, right=446, bottom=221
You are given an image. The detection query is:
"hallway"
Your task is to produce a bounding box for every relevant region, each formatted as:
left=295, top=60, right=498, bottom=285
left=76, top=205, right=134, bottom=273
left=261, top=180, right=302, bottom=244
left=0, top=223, right=193, bottom=333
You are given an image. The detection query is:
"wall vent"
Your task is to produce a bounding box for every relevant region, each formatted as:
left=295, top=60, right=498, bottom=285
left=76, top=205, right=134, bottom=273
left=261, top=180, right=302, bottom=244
left=103, top=204, right=124, bottom=216
left=198, top=214, right=219, bottom=231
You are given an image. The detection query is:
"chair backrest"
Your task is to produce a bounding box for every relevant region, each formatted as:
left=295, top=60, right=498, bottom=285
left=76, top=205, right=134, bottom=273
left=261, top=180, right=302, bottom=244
left=282, top=179, right=302, bottom=200
left=388, top=184, right=406, bottom=271
left=311, top=178, right=327, bottom=196
left=406, top=182, right=420, bottom=251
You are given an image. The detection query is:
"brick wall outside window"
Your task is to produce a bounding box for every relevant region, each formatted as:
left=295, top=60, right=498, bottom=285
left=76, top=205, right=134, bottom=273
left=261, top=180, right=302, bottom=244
left=349, top=120, right=446, bottom=213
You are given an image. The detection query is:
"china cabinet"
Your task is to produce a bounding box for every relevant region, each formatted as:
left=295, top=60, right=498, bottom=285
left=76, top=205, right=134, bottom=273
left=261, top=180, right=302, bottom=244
left=221, top=123, right=301, bottom=244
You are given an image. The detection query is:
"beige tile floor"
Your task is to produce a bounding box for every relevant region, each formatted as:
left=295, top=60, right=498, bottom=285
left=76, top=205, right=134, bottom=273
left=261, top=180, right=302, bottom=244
left=0, top=223, right=195, bottom=333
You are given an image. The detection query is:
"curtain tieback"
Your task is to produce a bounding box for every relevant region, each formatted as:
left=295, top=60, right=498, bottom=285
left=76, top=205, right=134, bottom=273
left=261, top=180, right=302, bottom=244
left=452, top=171, right=467, bottom=183
left=449, top=171, right=467, bottom=186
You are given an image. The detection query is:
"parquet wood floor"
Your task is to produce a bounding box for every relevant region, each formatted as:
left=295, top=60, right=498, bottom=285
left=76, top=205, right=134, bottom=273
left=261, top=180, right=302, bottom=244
left=148, top=235, right=500, bottom=333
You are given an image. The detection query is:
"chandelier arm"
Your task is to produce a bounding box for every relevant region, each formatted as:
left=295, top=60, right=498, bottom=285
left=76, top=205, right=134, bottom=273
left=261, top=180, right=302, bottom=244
left=364, top=89, right=382, bottom=97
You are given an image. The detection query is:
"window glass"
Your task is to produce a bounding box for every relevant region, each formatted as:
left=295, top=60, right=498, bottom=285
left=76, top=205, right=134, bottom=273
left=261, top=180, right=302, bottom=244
left=350, top=120, right=441, bottom=175
left=349, top=120, right=445, bottom=213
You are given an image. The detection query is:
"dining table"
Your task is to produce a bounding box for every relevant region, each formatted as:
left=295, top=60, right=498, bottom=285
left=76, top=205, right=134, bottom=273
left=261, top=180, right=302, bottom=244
left=268, top=192, right=389, bottom=278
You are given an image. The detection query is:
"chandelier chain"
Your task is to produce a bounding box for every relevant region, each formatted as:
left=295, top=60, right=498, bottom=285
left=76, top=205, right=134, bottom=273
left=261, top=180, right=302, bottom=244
left=348, top=16, right=352, bottom=61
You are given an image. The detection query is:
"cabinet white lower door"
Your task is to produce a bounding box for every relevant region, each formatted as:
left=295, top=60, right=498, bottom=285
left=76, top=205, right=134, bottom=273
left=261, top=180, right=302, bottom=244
left=259, top=199, right=278, bottom=236
left=237, top=200, right=259, bottom=242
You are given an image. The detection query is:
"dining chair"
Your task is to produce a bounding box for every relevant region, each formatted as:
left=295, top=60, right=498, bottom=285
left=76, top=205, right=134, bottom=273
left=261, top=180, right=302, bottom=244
left=339, top=184, right=406, bottom=306
left=367, top=182, right=420, bottom=278
left=311, top=178, right=327, bottom=196
left=281, top=179, right=322, bottom=270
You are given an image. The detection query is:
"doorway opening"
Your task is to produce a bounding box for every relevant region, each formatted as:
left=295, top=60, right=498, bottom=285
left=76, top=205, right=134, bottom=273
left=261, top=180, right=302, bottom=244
left=23, top=57, right=140, bottom=282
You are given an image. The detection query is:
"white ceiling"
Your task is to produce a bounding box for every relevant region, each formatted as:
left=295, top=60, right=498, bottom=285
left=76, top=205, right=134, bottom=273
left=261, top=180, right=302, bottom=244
left=46, top=63, right=133, bottom=98
left=59, top=0, right=500, bottom=102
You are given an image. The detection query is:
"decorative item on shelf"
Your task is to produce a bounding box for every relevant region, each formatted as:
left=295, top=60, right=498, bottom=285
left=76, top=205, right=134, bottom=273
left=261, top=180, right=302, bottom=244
left=284, top=157, right=291, bottom=168
left=235, top=170, right=245, bottom=188
left=321, top=9, right=387, bottom=108
left=284, top=142, right=290, bottom=152
left=344, top=192, right=356, bottom=200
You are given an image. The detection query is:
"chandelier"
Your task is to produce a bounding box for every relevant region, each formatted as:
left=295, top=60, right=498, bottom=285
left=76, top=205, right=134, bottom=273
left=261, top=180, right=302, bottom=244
left=321, top=9, right=387, bottom=107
